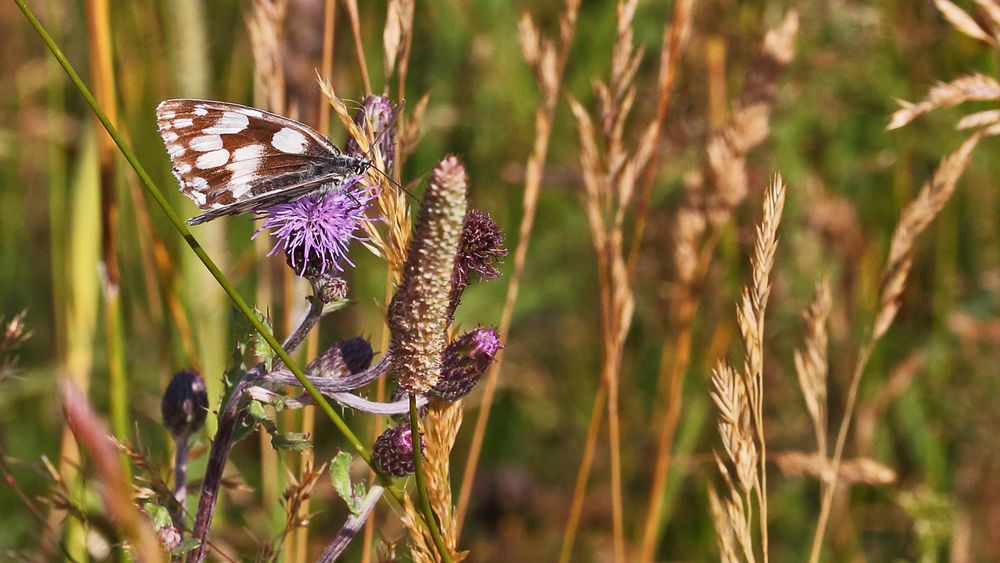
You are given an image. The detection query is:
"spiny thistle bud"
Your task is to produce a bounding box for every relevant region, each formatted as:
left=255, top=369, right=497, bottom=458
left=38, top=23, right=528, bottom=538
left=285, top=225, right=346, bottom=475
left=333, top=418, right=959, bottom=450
left=388, top=157, right=468, bottom=393
left=157, top=525, right=181, bottom=551
left=431, top=327, right=502, bottom=402
left=450, top=209, right=508, bottom=317
left=338, top=336, right=375, bottom=374
left=316, top=274, right=349, bottom=304
left=346, top=95, right=397, bottom=173
left=372, top=423, right=423, bottom=478
left=307, top=337, right=374, bottom=377
left=161, top=370, right=209, bottom=438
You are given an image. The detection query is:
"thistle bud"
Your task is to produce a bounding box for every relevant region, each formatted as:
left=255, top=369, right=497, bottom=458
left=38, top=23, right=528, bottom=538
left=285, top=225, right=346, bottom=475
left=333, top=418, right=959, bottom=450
left=431, top=327, right=502, bottom=402
left=338, top=336, right=375, bottom=374
left=308, top=337, right=374, bottom=377
left=161, top=370, right=209, bottom=438
left=372, top=423, right=423, bottom=478
left=316, top=274, right=349, bottom=304
left=346, top=95, right=397, bottom=173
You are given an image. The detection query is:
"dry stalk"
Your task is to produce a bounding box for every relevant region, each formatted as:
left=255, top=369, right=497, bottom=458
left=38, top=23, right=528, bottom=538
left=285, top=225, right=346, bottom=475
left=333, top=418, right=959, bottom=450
left=887, top=73, right=1000, bottom=131
left=640, top=14, right=797, bottom=558
left=260, top=460, right=328, bottom=562
left=455, top=0, right=581, bottom=535
left=934, top=0, right=1000, bottom=45
left=319, top=78, right=412, bottom=273
left=710, top=361, right=758, bottom=563
left=626, top=0, right=696, bottom=277
left=794, top=278, right=832, bottom=458
left=773, top=452, right=896, bottom=486
left=555, top=4, right=663, bottom=561
left=340, top=0, right=372, bottom=94
left=709, top=174, right=786, bottom=563
left=246, top=0, right=289, bottom=112
left=807, top=132, right=985, bottom=563
left=801, top=8, right=1000, bottom=558
left=401, top=401, right=467, bottom=562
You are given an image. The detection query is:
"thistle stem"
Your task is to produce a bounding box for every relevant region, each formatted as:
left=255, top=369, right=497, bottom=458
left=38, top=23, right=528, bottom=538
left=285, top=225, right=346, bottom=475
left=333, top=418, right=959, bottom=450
left=316, top=485, right=384, bottom=563
left=172, top=433, right=188, bottom=530
left=409, top=394, right=453, bottom=563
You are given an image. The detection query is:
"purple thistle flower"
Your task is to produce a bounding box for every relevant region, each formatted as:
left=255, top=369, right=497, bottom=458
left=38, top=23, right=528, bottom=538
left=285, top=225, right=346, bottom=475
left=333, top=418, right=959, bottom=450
left=253, top=177, right=380, bottom=278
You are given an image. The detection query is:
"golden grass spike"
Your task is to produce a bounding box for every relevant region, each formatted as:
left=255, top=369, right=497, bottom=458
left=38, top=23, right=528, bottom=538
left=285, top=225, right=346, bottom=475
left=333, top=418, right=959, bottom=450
left=934, top=0, right=995, bottom=44
left=774, top=452, right=897, bottom=486
left=887, top=73, right=1000, bottom=130
left=794, top=278, right=832, bottom=454
left=876, top=132, right=982, bottom=339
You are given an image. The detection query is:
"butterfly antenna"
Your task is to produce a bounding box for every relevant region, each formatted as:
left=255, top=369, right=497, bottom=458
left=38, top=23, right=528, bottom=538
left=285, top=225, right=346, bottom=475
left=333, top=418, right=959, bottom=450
left=368, top=165, right=419, bottom=202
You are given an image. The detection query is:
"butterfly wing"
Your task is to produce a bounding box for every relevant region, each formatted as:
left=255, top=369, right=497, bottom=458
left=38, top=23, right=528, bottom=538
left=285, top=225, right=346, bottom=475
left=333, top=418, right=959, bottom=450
left=156, top=99, right=363, bottom=224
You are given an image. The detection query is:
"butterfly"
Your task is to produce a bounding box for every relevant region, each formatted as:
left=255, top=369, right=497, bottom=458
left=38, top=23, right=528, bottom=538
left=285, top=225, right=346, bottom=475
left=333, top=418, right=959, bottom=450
left=156, top=99, right=370, bottom=225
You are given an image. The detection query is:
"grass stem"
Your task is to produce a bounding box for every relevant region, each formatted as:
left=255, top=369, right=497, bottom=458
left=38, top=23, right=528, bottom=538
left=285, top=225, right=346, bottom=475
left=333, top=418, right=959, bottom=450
left=409, top=395, right=454, bottom=563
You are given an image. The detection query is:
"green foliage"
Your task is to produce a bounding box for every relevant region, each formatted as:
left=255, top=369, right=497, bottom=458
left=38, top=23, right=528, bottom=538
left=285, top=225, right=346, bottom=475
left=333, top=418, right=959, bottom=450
left=330, top=451, right=368, bottom=516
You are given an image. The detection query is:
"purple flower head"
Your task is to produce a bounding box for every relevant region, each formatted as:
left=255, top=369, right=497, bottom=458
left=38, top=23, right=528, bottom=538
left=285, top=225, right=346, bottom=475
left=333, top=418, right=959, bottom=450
left=253, top=177, right=380, bottom=278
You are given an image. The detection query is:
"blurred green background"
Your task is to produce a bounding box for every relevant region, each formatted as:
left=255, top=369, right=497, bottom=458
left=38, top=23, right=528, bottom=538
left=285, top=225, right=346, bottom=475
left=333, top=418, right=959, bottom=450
left=1, top=0, right=999, bottom=561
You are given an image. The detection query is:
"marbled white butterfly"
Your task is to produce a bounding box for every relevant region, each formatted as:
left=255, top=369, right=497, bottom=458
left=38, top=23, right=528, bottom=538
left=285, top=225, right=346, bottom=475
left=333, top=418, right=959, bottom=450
left=156, top=99, right=369, bottom=225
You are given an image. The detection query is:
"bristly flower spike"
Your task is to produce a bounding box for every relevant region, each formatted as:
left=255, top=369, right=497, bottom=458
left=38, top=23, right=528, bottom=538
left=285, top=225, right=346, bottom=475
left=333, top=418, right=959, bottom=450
left=388, top=156, right=468, bottom=394
left=253, top=176, right=381, bottom=279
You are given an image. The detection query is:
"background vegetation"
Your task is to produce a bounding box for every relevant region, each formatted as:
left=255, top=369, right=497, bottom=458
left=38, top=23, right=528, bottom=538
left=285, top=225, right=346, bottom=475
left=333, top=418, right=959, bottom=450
left=1, top=0, right=999, bottom=561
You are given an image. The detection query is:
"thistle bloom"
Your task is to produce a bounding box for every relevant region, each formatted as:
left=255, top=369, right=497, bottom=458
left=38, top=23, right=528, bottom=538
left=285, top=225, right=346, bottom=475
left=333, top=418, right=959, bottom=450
left=253, top=177, right=379, bottom=278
